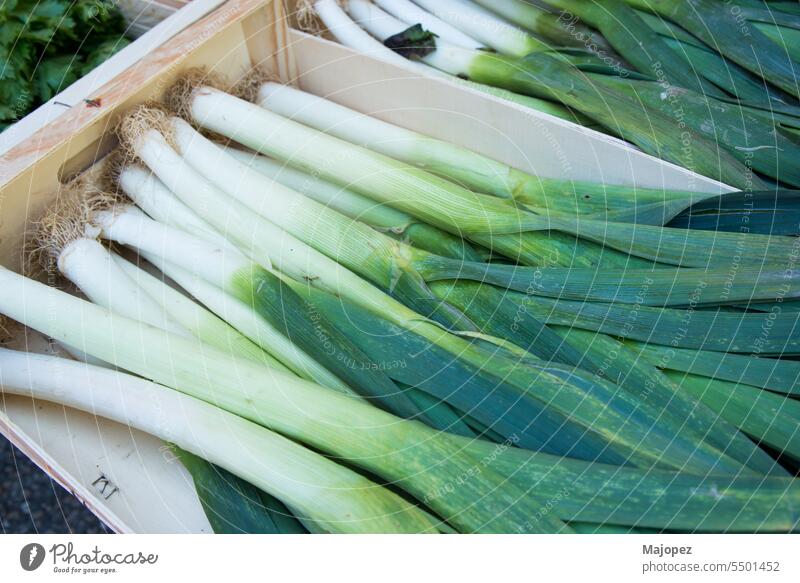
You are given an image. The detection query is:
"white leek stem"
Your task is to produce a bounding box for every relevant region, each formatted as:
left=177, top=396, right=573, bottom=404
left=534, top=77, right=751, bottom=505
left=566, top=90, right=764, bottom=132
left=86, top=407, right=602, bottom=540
left=129, top=126, right=405, bottom=318
left=95, top=204, right=250, bottom=288
left=118, top=165, right=236, bottom=253
left=340, top=0, right=481, bottom=82
left=373, top=0, right=484, bottom=49
left=170, top=118, right=400, bottom=288
left=185, top=87, right=525, bottom=236
left=347, top=0, right=476, bottom=75
left=221, top=147, right=413, bottom=230
left=0, top=348, right=428, bottom=533
left=254, top=82, right=522, bottom=199
left=111, top=254, right=288, bottom=371
left=58, top=238, right=188, bottom=337
left=313, top=0, right=469, bottom=85
left=313, top=0, right=409, bottom=67
left=347, top=0, right=416, bottom=40
left=411, top=0, right=545, bottom=57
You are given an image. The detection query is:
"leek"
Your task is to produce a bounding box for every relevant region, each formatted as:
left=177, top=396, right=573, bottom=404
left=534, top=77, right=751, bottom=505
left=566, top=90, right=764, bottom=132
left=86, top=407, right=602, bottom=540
left=666, top=370, right=800, bottom=461
left=409, top=0, right=549, bottom=57
left=629, top=343, right=800, bottom=397
left=623, top=0, right=800, bottom=99
left=3, top=272, right=800, bottom=531
left=348, top=0, right=765, bottom=188
left=0, top=347, right=438, bottom=533
left=471, top=0, right=614, bottom=53
left=0, top=268, right=567, bottom=533
left=169, top=80, right=799, bottom=270
left=312, top=0, right=410, bottom=67
left=373, top=0, right=484, bottom=49
left=252, top=81, right=707, bottom=214
left=310, top=0, right=588, bottom=123
left=221, top=147, right=487, bottom=261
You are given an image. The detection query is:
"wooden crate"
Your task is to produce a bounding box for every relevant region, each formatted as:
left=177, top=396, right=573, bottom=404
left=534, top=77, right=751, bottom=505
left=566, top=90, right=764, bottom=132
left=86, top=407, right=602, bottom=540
left=0, top=0, right=229, bottom=158
left=0, top=0, right=731, bottom=534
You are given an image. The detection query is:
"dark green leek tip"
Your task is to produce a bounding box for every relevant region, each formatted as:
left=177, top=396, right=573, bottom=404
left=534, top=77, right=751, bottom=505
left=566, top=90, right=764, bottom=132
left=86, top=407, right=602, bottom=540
left=384, top=24, right=438, bottom=60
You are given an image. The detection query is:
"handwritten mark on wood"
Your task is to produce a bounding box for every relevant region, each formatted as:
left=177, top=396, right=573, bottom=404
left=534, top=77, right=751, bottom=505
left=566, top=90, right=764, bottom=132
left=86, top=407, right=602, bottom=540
left=91, top=473, right=119, bottom=500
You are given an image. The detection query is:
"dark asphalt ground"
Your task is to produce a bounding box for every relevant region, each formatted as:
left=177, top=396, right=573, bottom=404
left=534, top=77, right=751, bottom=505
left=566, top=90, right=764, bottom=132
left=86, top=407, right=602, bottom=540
left=0, top=436, right=109, bottom=534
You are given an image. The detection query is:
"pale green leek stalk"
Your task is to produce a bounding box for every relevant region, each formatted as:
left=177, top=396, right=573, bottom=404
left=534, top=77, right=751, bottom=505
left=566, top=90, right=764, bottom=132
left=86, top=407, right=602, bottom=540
left=221, top=147, right=486, bottom=261
left=0, top=266, right=567, bottom=533
left=126, top=124, right=465, bottom=336
left=115, top=168, right=363, bottom=392
left=472, top=0, right=611, bottom=50
left=170, top=118, right=430, bottom=299
left=117, top=165, right=238, bottom=253
left=254, top=81, right=704, bottom=213
left=178, top=84, right=635, bottom=268
left=4, top=283, right=798, bottom=531
left=111, top=254, right=273, bottom=366
left=55, top=237, right=187, bottom=337
left=190, top=85, right=800, bottom=270
left=0, top=347, right=436, bottom=533
left=373, top=0, right=484, bottom=49
left=410, top=0, right=547, bottom=57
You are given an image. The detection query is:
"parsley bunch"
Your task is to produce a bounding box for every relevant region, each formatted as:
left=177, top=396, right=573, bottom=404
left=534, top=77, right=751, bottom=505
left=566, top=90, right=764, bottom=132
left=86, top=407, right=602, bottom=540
left=0, top=0, right=130, bottom=131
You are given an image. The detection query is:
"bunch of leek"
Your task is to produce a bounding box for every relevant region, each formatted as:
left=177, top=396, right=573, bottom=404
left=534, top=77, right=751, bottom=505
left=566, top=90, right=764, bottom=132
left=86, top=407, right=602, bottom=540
left=2, top=67, right=800, bottom=533
left=301, top=0, right=800, bottom=188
